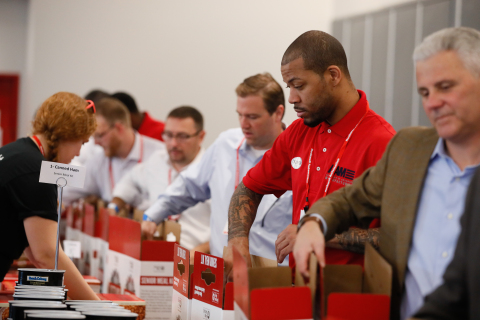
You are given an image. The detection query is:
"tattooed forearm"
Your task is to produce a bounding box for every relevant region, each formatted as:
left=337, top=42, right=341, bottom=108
left=326, top=227, right=380, bottom=254
left=228, top=182, right=263, bottom=241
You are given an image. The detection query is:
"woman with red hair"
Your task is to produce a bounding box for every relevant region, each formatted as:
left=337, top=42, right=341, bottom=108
left=0, top=92, right=99, bottom=300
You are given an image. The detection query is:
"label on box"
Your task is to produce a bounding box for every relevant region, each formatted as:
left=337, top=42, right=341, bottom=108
left=39, top=161, right=86, bottom=188
left=191, top=300, right=223, bottom=320
left=140, top=261, right=174, bottom=320
left=191, top=252, right=224, bottom=310
left=172, top=289, right=190, bottom=320
left=63, top=240, right=81, bottom=258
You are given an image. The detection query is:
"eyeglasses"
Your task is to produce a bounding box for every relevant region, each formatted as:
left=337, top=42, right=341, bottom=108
left=94, top=125, right=114, bottom=140
left=162, top=130, right=201, bottom=142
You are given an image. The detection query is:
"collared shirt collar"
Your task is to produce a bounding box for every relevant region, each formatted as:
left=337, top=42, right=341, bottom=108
left=325, top=89, right=368, bottom=138
left=430, top=138, right=447, bottom=160
left=238, top=136, right=267, bottom=163
left=125, top=131, right=143, bottom=162
left=167, top=147, right=206, bottom=173
left=430, top=138, right=480, bottom=175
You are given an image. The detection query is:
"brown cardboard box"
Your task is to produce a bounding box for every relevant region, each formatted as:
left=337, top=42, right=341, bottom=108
left=318, top=243, right=392, bottom=319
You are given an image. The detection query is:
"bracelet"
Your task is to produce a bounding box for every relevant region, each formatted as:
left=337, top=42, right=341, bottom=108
left=297, top=215, right=323, bottom=233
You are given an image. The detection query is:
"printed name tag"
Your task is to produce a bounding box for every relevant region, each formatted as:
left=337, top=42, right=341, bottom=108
left=27, top=275, right=49, bottom=282
left=39, top=161, right=86, bottom=188
left=63, top=240, right=82, bottom=259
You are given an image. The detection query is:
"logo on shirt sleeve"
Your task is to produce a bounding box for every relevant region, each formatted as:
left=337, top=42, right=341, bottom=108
left=291, top=157, right=302, bottom=169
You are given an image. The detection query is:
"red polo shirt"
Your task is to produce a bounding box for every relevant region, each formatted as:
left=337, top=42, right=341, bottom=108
left=138, top=112, right=165, bottom=141
left=243, top=90, right=395, bottom=266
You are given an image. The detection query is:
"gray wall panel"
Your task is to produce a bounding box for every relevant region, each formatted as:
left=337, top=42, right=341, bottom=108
left=332, top=20, right=343, bottom=42
left=369, top=11, right=389, bottom=118
left=462, top=0, right=480, bottom=30
left=349, top=17, right=365, bottom=90
left=392, top=4, right=416, bottom=130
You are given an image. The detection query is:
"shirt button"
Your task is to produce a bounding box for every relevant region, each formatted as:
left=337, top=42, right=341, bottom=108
left=442, top=251, right=448, bottom=258
left=323, top=148, right=327, bottom=152
left=327, top=129, right=331, bottom=133
left=447, top=213, right=453, bottom=220
left=317, top=167, right=320, bottom=171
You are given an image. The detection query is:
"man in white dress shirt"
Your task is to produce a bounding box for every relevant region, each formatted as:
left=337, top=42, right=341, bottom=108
left=110, top=106, right=211, bottom=254
left=63, top=97, right=164, bottom=205
left=141, top=73, right=293, bottom=263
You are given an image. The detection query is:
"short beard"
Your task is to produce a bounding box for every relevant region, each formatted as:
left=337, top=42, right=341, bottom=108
left=302, top=95, right=336, bottom=128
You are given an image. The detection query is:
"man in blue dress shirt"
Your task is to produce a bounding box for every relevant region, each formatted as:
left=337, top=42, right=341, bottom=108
left=294, top=27, right=480, bottom=320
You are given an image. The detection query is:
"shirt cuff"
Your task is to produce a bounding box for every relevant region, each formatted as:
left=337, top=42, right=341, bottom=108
left=306, top=213, right=328, bottom=234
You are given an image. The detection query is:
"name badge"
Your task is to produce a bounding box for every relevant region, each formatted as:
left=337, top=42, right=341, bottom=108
left=39, top=161, right=86, bottom=188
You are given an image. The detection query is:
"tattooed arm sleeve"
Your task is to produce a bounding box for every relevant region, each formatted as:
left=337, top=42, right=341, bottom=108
left=325, top=227, right=380, bottom=254
left=228, top=182, right=264, bottom=241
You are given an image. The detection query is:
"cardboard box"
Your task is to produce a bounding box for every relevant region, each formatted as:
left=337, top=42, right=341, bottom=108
left=103, top=215, right=142, bottom=295
left=104, top=216, right=180, bottom=320
left=190, top=252, right=224, bottom=320
left=171, top=244, right=192, bottom=320
left=318, top=243, right=392, bottom=320
left=233, top=246, right=312, bottom=320
left=140, top=241, right=175, bottom=320
left=80, top=203, right=95, bottom=275
left=92, top=207, right=110, bottom=285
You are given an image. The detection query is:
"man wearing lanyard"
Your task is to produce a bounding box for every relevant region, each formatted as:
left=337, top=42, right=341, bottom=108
left=63, top=97, right=164, bottom=205
left=142, top=73, right=293, bottom=263
left=109, top=106, right=211, bottom=257
left=294, top=27, right=480, bottom=320
left=224, top=30, right=395, bottom=277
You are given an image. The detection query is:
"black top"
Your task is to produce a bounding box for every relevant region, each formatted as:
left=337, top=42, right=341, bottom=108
left=0, top=138, right=57, bottom=280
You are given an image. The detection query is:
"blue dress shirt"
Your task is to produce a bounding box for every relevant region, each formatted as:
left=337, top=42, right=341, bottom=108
left=401, top=138, right=480, bottom=319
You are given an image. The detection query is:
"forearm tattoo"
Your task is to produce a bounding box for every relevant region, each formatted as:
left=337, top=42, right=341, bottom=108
left=327, top=228, right=380, bottom=254
left=228, top=182, right=263, bottom=241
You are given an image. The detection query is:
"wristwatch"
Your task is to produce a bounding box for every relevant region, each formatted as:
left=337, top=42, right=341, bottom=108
left=297, top=215, right=324, bottom=233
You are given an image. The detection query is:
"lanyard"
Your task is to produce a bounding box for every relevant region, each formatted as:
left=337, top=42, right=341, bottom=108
left=109, top=135, right=144, bottom=191
left=32, top=135, right=45, bottom=157
left=168, top=168, right=172, bottom=185
left=303, top=105, right=370, bottom=212
left=235, top=137, right=246, bottom=190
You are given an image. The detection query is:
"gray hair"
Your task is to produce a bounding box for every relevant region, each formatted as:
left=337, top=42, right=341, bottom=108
left=413, top=27, right=480, bottom=77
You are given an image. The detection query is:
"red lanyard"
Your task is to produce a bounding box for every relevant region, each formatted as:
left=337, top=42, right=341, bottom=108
left=109, top=135, right=144, bottom=190
left=303, top=105, right=370, bottom=212
left=168, top=168, right=172, bottom=185
left=235, top=137, right=246, bottom=190
left=32, top=135, right=45, bottom=157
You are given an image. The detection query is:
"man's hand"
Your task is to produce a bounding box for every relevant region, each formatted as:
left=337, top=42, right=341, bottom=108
left=141, top=220, right=157, bottom=240
left=293, top=220, right=326, bottom=281
left=223, top=238, right=251, bottom=283
left=275, top=224, right=297, bottom=263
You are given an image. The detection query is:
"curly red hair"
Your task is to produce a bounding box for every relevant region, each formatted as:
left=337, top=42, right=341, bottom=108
left=32, top=92, right=97, bottom=162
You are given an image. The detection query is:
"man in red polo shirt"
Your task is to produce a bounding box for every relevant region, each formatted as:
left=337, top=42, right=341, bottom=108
left=112, top=92, right=165, bottom=141
left=224, top=30, right=395, bottom=278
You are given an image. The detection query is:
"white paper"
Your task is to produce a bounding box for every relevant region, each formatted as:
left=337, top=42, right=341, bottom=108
left=39, top=161, right=86, bottom=188
left=63, top=240, right=82, bottom=258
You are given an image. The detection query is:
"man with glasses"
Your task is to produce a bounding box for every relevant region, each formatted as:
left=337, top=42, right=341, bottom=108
left=142, top=73, right=293, bottom=263
left=63, top=97, right=164, bottom=205
left=110, top=106, right=211, bottom=254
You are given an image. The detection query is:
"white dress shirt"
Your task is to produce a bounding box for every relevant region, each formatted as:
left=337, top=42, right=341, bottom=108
left=144, top=128, right=292, bottom=261
left=112, top=148, right=211, bottom=250
left=64, top=132, right=165, bottom=205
